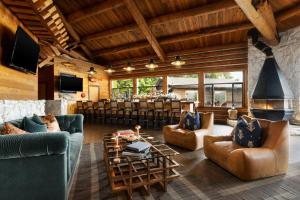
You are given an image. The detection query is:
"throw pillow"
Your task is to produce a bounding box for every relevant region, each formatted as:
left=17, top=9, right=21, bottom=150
left=183, top=112, right=201, bottom=131
left=0, top=122, right=27, bottom=135
left=42, top=114, right=61, bottom=132
left=32, top=114, right=44, bottom=125
left=22, top=117, right=48, bottom=133
left=232, top=117, right=263, bottom=148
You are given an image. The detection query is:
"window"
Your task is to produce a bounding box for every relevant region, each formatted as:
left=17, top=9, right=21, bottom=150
left=137, top=77, right=162, bottom=95
left=167, top=74, right=198, bottom=101
left=204, top=71, right=243, bottom=108
left=111, top=79, right=133, bottom=99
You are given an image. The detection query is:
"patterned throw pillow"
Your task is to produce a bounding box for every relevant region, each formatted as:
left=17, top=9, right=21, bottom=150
left=183, top=112, right=201, bottom=131
left=0, top=122, right=27, bottom=135
left=232, top=117, right=263, bottom=148
left=42, top=114, right=61, bottom=132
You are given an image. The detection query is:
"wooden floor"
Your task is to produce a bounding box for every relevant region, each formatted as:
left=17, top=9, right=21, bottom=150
left=83, top=119, right=300, bottom=164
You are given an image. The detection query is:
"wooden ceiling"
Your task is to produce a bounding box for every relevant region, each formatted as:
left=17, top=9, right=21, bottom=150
left=3, top=0, right=300, bottom=74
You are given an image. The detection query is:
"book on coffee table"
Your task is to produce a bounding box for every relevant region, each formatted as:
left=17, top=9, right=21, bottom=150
left=126, top=141, right=151, bottom=153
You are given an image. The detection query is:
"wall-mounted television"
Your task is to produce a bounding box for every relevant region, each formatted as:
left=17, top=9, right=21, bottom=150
left=9, top=26, right=40, bottom=74
left=59, top=74, right=83, bottom=93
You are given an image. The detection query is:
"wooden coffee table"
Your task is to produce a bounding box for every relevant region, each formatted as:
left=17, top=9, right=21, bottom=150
left=103, top=133, right=180, bottom=199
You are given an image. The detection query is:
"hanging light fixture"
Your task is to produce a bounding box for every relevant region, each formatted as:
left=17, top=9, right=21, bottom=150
left=123, top=62, right=135, bottom=72
left=104, top=64, right=115, bottom=74
left=145, top=58, right=158, bottom=71
left=171, top=56, right=186, bottom=68
left=87, top=67, right=97, bottom=75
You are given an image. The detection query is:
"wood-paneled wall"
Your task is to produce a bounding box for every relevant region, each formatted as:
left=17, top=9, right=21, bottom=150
left=53, top=57, right=109, bottom=113
left=0, top=2, right=38, bottom=100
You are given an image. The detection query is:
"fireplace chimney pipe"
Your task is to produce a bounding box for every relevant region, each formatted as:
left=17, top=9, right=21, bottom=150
left=249, top=28, right=273, bottom=57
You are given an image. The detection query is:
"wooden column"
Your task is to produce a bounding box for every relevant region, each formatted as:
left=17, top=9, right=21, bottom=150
left=162, top=75, right=168, bottom=95
left=243, top=68, right=249, bottom=110
left=198, top=72, right=205, bottom=107
left=133, top=78, right=137, bottom=95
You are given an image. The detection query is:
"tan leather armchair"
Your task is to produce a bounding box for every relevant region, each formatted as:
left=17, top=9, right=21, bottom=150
left=204, top=115, right=289, bottom=181
left=163, top=112, right=214, bottom=150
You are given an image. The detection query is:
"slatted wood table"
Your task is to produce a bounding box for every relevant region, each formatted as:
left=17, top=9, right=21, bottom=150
left=103, top=133, right=180, bottom=199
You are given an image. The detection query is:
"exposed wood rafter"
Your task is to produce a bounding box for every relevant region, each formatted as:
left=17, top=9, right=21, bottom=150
left=82, top=0, right=238, bottom=42
left=234, top=0, right=279, bottom=45
left=68, top=0, right=124, bottom=24
left=123, top=0, right=166, bottom=62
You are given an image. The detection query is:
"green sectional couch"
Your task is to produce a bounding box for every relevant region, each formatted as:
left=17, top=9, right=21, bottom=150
left=0, top=114, right=84, bottom=200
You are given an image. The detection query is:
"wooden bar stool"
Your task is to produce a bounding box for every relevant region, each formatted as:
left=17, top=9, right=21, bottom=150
left=108, top=100, right=123, bottom=124
left=96, top=100, right=106, bottom=123
left=85, top=101, right=94, bottom=119
left=124, top=100, right=137, bottom=125
left=76, top=101, right=85, bottom=115
left=170, top=100, right=182, bottom=124
left=138, top=100, right=153, bottom=128
left=154, top=100, right=168, bottom=128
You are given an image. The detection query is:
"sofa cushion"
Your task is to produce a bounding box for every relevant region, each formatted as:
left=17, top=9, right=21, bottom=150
left=0, top=122, right=27, bottom=135
left=183, top=112, right=201, bottom=131
left=22, top=117, right=48, bottom=133
left=232, top=117, right=263, bottom=148
left=68, top=132, right=83, bottom=179
left=42, top=115, right=61, bottom=132
left=207, top=141, right=242, bottom=164
left=32, top=114, right=44, bottom=125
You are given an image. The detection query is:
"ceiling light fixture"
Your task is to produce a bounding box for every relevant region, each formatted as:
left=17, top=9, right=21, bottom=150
left=104, top=64, right=115, bottom=74
left=87, top=67, right=97, bottom=75
left=145, top=58, right=158, bottom=71
left=123, top=62, right=135, bottom=72
left=171, top=56, right=186, bottom=68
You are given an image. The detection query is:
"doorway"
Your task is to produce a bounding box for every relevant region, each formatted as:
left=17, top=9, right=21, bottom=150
left=89, top=85, right=100, bottom=101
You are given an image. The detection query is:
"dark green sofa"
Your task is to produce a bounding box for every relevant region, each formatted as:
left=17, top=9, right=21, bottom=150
left=0, top=114, right=84, bottom=200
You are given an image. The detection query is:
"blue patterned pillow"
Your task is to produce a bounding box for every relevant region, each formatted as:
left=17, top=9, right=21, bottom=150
left=232, top=117, right=262, bottom=148
left=183, top=112, right=201, bottom=131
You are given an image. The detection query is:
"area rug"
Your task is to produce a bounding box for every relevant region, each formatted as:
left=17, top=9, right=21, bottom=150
left=69, top=143, right=300, bottom=200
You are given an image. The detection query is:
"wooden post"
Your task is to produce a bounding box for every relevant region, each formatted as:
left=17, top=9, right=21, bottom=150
left=133, top=78, right=137, bottom=96
left=198, top=72, right=205, bottom=108
left=162, top=75, right=168, bottom=95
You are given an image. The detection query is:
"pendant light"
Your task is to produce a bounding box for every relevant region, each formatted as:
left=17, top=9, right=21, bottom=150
left=123, top=62, right=135, bottom=72
left=171, top=56, right=186, bottom=68
left=104, top=64, right=115, bottom=74
left=145, top=58, right=158, bottom=71
left=87, top=67, right=97, bottom=75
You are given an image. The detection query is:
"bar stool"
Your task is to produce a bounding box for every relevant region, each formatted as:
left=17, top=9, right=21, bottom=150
left=85, top=101, right=94, bottom=119
left=76, top=101, right=85, bottom=115
left=108, top=100, right=123, bottom=124
left=170, top=100, right=182, bottom=124
left=138, top=100, right=153, bottom=128
left=96, top=100, right=106, bottom=123
left=124, top=100, right=137, bottom=125
left=154, top=100, right=168, bottom=128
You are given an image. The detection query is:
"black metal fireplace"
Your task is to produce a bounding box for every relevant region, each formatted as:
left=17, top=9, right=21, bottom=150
left=250, top=29, right=294, bottom=121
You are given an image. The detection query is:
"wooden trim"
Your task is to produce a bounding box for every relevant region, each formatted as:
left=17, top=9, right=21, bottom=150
left=93, top=23, right=252, bottom=57
left=198, top=72, right=204, bottom=107
left=234, top=0, right=279, bottom=45
left=123, top=0, right=166, bottom=61
left=275, top=2, right=300, bottom=23
left=133, top=78, right=137, bottom=95
left=162, top=75, right=168, bottom=95
left=82, top=0, right=238, bottom=42
left=68, top=0, right=124, bottom=24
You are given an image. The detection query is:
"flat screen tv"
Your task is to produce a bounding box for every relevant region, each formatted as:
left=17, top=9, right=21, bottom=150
left=9, top=26, right=40, bottom=74
left=59, top=74, right=83, bottom=93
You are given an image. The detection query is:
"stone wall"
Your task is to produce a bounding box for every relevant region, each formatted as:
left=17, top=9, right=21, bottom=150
left=0, top=100, right=45, bottom=123
left=248, top=25, right=300, bottom=118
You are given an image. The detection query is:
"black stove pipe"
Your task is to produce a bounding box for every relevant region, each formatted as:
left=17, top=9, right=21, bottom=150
left=248, top=28, right=273, bottom=57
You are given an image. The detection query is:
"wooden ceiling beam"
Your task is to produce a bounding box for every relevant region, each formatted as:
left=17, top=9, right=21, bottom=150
left=234, top=0, right=279, bottom=45
left=82, top=0, right=238, bottom=42
left=123, top=0, right=166, bottom=62
left=94, top=23, right=252, bottom=57
left=68, top=0, right=124, bottom=24
left=275, top=2, right=300, bottom=23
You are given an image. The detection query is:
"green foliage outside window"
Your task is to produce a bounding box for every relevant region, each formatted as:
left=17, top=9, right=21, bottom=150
left=138, top=77, right=162, bottom=95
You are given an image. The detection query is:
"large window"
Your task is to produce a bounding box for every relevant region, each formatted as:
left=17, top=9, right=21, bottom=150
left=111, top=79, right=133, bottom=99
left=204, top=71, right=243, bottom=108
left=137, top=77, right=162, bottom=95
left=167, top=74, right=198, bottom=101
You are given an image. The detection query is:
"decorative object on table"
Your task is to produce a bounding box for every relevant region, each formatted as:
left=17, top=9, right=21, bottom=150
left=232, top=117, right=263, bottom=148
left=113, top=129, right=138, bottom=142
left=114, top=149, right=121, bottom=164
left=115, top=132, right=120, bottom=149
left=126, top=141, right=151, bottom=153
left=135, top=125, right=141, bottom=138
left=228, top=104, right=238, bottom=120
